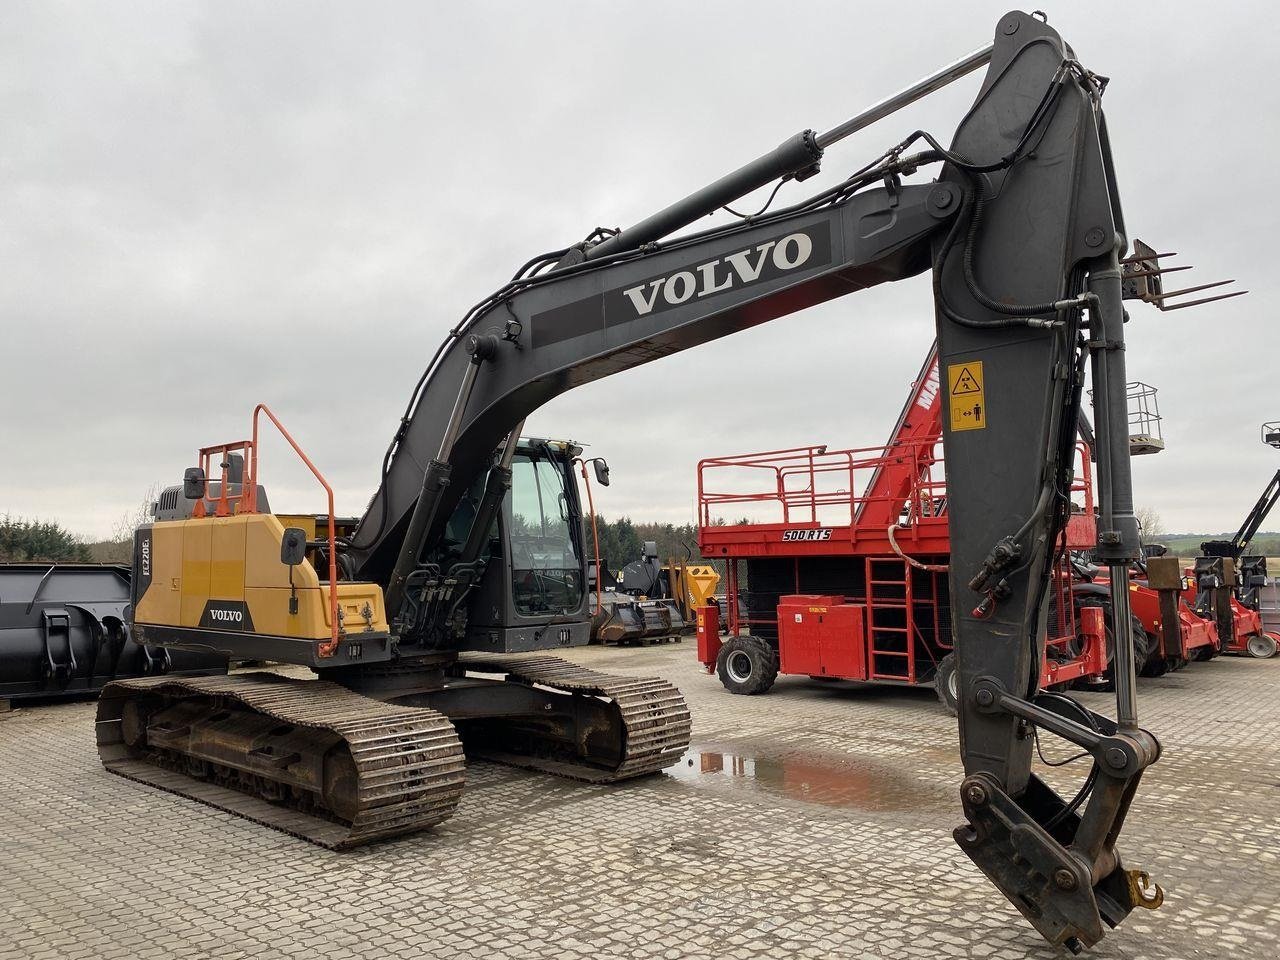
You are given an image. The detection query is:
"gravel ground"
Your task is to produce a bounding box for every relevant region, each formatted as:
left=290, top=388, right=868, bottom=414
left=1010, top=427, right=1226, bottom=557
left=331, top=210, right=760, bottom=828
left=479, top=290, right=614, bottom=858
left=2, top=642, right=1276, bottom=960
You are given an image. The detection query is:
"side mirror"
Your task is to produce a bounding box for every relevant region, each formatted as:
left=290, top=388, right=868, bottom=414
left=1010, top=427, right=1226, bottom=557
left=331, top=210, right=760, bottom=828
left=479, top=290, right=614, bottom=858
left=593, top=459, right=611, bottom=487
left=643, top=540, right=658, bottom=560
left=183, top=467, right=206, bottom=500
left=280, top=527, right=308, bottom=567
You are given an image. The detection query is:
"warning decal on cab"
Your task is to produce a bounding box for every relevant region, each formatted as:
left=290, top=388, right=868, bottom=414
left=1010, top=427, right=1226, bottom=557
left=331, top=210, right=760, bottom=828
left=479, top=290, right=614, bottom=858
left=947, top=360, right=986, bottom=432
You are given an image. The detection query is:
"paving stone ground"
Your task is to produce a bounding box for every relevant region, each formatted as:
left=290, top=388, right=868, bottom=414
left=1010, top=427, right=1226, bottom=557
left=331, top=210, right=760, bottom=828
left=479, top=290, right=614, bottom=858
left=2, top=643, right=1277, bottom=960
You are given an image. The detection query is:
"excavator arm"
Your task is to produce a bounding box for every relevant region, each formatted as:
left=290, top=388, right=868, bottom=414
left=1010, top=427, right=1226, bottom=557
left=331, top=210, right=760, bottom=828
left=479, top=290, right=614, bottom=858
left=334, top=12, right=1158, bottom=949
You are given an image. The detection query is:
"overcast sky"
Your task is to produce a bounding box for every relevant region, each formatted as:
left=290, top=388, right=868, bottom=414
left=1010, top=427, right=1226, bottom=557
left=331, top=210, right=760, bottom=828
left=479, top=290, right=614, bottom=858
left=2, top=1, right=1274, bottom=541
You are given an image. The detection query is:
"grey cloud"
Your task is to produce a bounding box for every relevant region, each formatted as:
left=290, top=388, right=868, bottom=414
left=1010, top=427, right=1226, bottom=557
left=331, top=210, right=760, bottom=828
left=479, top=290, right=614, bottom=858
left=2, top=1, right=1273, bottom=538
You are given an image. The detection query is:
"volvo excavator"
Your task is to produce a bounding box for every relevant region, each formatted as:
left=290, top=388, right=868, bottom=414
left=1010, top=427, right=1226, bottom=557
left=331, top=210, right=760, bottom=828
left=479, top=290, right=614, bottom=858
left=94, top=12, right=1235, bottom=952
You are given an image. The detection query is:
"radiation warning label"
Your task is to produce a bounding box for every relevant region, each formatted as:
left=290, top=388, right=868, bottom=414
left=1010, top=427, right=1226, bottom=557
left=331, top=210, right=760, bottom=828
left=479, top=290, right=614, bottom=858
left=947, top=360, right=986, bottom=432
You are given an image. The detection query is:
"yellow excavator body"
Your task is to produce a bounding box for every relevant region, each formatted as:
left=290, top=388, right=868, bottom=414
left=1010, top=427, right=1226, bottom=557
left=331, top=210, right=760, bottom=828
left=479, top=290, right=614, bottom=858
left=135, top=512, right=388, bottom=643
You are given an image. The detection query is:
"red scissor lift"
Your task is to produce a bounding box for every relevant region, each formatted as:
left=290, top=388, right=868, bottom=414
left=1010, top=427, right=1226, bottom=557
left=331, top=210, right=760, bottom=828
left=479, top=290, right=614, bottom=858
left=695, top=350, right=1106, bottom=708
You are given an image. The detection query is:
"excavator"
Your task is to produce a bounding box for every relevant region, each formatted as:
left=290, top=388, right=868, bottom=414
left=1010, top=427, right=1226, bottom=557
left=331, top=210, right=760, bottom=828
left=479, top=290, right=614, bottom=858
left=93, top=12, right=1237, bottom=952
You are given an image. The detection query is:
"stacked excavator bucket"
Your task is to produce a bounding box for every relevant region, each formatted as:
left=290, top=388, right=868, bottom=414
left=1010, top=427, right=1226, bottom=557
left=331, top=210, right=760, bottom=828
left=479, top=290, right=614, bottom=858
left=0, top=563, right=226, bottom=705
left=587, top=551, right=721, bottom=645
left=592, top=594, right=688, bottom=645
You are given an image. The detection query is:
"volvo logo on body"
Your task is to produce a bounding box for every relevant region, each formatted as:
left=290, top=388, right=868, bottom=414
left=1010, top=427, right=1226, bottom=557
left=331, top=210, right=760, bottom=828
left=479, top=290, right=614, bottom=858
left=199, top=600, right=254, bottom=631
left=529, top=222, right=833, bottom=348
left=622, top=231, right=817, bottom=317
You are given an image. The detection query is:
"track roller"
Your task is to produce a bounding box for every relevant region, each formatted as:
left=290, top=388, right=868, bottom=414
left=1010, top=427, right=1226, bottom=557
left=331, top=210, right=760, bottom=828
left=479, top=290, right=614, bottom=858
left=97, top=672, right=465, bottom=849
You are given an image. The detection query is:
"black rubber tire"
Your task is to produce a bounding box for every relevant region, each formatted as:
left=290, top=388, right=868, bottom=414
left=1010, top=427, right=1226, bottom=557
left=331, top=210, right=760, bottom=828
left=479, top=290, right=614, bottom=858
left=1131, top=617, right=1153, bottom=673
left=1132, top=623, right=1165, bottom=678
left=715, top=636, right=778, bottom=695
left=1142, top=652, right=1171, bottom=678
left=934, top=653, right=960, bottom=716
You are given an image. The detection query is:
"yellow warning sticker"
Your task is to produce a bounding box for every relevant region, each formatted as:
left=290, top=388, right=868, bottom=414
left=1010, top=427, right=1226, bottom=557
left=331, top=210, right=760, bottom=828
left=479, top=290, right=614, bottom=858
left=947, top=360, right=986, bottom=432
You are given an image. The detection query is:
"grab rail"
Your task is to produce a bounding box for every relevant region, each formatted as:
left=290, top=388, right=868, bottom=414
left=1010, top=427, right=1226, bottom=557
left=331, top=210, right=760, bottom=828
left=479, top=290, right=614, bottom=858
left=193, top=405, right=341, bottom=658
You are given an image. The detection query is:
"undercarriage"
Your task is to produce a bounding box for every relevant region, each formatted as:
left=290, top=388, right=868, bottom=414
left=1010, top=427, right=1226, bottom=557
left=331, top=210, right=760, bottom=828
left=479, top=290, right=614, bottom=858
left=97, top=652, right=691, bottom=848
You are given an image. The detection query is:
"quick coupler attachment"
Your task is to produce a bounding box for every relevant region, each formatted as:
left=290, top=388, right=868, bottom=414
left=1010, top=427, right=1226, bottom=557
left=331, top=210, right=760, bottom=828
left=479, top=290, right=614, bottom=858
left=955, top=688, right=1162, bottom=952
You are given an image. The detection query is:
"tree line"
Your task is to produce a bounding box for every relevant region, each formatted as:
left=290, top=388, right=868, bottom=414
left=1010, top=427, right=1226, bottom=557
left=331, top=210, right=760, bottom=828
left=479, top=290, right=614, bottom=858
left=0, top=517, right=91, bottom=562
left=1, top=511, right=722, bottom=571
left=1156, top=534, right=1280, bottom=557
left=7, top=506, right=1277, bottom=573
left=580, top=516, right=724, bottom=572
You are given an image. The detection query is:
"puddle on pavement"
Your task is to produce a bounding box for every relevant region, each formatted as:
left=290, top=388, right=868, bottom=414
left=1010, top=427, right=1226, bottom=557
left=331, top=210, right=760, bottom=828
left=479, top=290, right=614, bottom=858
left=664, top=744, right=933, bottom=812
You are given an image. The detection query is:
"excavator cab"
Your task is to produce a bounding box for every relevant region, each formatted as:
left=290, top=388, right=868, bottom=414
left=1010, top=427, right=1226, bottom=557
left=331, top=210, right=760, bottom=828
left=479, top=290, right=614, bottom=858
left=455, top=439, right=593, bottom=651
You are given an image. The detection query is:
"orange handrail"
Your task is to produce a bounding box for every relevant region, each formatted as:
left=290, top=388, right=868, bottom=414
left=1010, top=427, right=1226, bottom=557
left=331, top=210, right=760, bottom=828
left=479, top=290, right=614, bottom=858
left=251, top=404, right=341, bottom=658
left=195, top=439, right=254, bottom=518
left=192, top=407, right=343, bottom=657
left=575, top=458, right=604, bottom=617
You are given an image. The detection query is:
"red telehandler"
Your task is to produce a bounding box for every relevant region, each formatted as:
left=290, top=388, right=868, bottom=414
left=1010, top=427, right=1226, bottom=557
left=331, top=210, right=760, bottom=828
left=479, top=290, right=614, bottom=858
left=696, top=344, right=1108, bottom=711
left=1182, top=422, right=1280, bottom=658
left=1089, top=419, right=1280, bottom=667
left=1068, top=384, right=1221, bottom=676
